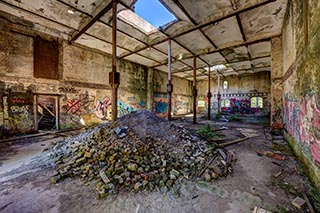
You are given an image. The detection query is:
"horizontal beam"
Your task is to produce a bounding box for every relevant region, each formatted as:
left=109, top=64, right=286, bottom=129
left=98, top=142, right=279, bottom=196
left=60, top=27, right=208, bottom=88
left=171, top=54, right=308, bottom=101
left=118, top=0, right=276, bottom=59
left=69, top=1, right=114, bottom=43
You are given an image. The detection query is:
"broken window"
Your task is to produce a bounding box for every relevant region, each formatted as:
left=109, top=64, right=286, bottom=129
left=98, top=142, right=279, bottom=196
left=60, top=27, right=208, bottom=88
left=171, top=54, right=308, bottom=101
left=34, top=36, right=59, bottom=80
left=250, top=97, right=263, bottom=108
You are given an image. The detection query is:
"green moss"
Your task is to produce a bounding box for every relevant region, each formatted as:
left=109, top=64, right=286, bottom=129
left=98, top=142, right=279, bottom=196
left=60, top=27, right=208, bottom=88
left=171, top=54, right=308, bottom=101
left=284, top=132, right=320, bottom=191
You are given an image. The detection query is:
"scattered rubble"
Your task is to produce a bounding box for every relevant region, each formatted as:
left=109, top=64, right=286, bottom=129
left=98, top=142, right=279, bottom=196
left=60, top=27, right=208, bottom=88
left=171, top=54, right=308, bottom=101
left=292, top=196, right=306, bottom=209
left=50, top=110, right=233, bottom=197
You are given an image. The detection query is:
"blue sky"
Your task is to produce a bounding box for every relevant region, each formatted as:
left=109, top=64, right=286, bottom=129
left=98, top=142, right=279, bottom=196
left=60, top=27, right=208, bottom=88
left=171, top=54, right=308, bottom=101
left=134, top=0, right=176, bottom=27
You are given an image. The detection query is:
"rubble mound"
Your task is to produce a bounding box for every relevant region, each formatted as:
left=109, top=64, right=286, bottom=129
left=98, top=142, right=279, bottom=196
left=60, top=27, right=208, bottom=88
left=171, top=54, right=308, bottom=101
left=51, top=110, right=232, bottom=198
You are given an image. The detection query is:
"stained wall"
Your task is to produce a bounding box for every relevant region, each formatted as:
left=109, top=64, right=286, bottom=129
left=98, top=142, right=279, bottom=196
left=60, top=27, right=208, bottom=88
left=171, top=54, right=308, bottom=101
left=282, top=0, right=320, bottom=189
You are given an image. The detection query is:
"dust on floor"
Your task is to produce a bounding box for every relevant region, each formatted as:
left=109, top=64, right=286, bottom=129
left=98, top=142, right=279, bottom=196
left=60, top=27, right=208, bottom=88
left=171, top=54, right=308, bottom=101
left=0, top=115, right=317, bottom=213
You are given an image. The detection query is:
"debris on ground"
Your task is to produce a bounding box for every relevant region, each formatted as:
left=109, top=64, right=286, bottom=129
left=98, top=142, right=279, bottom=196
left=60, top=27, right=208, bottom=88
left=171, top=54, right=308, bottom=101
left=291, top=196, right=306, bottom=209
left=252, top=206, right=272, bottom=213
left=50, top=110, right=234, bottom=197
left=256, top=150, right=286, bottom=161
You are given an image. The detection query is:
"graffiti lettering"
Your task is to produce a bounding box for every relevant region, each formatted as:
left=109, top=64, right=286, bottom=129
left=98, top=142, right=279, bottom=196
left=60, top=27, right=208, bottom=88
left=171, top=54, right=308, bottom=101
left=10, top=105, right=29, bottom=113
left=96, top=97, right=112, bottom=120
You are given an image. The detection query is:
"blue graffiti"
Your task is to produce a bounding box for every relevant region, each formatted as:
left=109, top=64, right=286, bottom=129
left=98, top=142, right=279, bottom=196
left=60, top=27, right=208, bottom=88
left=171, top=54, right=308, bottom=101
left=153, top=101, right=168, bottom=114
left=118, top=101, right=135, bottom=116
left=138, top=100, right=146, bottom=108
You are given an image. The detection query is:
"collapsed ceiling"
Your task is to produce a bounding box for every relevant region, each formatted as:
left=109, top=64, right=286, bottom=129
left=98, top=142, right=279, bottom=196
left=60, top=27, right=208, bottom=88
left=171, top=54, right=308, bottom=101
left=0, top=0, right=288, bottom=80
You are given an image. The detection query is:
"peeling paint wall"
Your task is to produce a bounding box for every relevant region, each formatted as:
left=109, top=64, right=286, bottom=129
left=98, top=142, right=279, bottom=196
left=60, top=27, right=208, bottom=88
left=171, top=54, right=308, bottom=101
left=0, top=18, right=193, bottom=134
left=282, top=0, right=320, bottom=189
left=197, top=72, right=271, bottom=115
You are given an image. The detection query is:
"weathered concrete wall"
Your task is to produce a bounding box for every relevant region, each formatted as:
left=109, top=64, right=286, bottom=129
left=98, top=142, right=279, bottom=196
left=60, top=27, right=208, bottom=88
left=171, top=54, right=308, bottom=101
left=153, top=71, right=192, bottom=117
left=197, top=72, right=271, bottom=115
left=270, top=37, right=283, bottom=123
left=282, top=0, right=320, bottom=189
left=0, top=18, right=193, bottom=133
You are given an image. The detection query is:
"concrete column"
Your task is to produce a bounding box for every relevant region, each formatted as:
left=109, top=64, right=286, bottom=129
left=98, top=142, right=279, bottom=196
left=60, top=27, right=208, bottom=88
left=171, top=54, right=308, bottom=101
left=147, top=68, right=154, bottom=111
left=217, top=73, right=221, bottom=114
left=271, top=36, right=283, bottom=124
left=207, top=66, right=212, bottom=120
left=110, top=0, right=119, bottom=122
left=193, top=57, right=197, bottom=124
left=167, top=39, right=173, bottom=121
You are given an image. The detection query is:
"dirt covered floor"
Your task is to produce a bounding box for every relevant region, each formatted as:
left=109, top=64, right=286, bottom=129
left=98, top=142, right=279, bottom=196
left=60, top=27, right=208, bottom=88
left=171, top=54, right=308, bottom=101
left=0, top=111, right=319, bottom=213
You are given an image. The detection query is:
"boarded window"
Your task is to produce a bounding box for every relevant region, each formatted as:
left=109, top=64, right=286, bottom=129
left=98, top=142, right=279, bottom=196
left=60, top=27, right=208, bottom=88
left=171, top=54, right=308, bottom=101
left=34, top=36, right=59, bottom=79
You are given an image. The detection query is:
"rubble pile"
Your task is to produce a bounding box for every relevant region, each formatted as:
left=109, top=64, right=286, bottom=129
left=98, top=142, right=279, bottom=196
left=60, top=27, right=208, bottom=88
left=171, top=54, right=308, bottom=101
left=51, top=110, right=233, bottom=198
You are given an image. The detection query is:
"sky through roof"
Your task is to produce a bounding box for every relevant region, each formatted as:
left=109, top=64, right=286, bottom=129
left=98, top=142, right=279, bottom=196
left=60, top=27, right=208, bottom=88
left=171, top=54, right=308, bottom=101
left=134, top=0, right=176, bottom=28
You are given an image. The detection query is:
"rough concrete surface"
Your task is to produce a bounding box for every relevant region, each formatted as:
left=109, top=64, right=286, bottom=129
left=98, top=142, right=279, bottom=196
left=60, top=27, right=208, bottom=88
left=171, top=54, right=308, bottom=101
left=0, top=117, right=315, bottom=213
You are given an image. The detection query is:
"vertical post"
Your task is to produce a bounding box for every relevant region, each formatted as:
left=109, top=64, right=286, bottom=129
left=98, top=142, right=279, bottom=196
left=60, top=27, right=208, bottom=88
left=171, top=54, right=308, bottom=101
left=217, top=72, right=221, bottom=114
left=193, top=56, right=197, bottom=124
left=33, top=95, right=38, bottom=131
left=56, top=96, right=60, bottom=130
left=207, top=66, right=212, bottom=120
left=303, top=0, right=308, bottom=47
left=167, top=39, right=173, bottom=121
left=110, top=0, right=119, bottom=122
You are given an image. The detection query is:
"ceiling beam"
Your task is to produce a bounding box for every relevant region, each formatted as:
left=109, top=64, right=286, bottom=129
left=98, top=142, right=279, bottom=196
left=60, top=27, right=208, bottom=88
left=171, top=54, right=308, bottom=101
left=172, top=54, right=271, bottom=74
left=118, top=0, right=276, bottom=59
left=235, top=14, right=255, bottom=72
left=151, top=36, right=276, bottom=69
left=69, top=0, right=114, bottom=44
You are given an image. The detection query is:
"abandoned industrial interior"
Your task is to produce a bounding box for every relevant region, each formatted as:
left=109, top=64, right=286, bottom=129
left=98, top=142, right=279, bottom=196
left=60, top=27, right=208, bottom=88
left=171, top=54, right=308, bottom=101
left=0, top=0, right=320, bottom=212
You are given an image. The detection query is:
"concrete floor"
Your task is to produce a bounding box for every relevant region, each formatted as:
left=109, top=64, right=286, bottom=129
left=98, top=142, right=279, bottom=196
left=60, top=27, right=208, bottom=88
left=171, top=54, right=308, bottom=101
left=0, top=118, right=314, bottom=213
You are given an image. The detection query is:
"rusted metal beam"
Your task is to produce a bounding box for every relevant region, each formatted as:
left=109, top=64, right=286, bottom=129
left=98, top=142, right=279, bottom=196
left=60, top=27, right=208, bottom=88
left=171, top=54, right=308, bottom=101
left=119, top=0, right=276, bottom=59
left=69, top=1, right=114, bottom=44
left=207, top=66, right=212, bottom=120
left=167, top=39, right=172, bottom=121
left=110, top=0, right=118, bottom=122
left=193, top=56, right=197, bottom=124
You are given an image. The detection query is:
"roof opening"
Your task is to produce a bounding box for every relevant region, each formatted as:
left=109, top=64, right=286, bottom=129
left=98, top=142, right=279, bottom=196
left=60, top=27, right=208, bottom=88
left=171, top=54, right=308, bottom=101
left=134, top=0, right=176, bottom=28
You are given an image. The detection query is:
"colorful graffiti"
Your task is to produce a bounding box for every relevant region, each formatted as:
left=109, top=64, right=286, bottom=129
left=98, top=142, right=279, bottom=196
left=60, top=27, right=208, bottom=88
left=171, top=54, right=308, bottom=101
left=299, top=94, right=320, bottom=164
left=61, top=92, right=94, bottom=124
left=153, top=94, right=168, bottom=117
left=95, top=96, right=112, bottom=120
left=3, top=94, right=34, bottom=134
left=284, top=94, right=320, bottom=165
left=221, top=98, right=257, bottom=114
left=118, top=100, right=135, bottom=116
left=174, top=96, right=189, bottom=115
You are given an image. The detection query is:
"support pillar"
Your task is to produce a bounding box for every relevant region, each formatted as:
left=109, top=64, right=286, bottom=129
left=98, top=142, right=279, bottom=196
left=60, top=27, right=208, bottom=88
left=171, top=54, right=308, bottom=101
left=147, top=68, right=154, bottom=111
left=193, top=57, right=197, bottom=124
left=271, top=36, right=283, bottom=124
left=207, top=66, right=212, bottom=120
left=109, top=0, right=119, bottom=122
left=217, top=72, right=221, bottom=114
left=167, top=39, right=173, bottom=121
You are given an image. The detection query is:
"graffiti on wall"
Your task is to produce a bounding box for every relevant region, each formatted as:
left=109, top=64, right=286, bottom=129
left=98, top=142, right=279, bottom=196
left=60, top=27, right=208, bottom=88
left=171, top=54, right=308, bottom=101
left=222, top=98, right=256, bottom=114
left=118, top=100, right=135, bottom=116
left=284, top=94, right=320, bottom=165
left=299, top=94, right=320, bottom=164
left=95, top=96, right=112, bottom=120
left=117, top=96, right=146, bottom=116
left=174, top=96, right=189, bottom=115
left=3, top=93, right=34, bottom=134
left=153, top=94, right=168, bottom=117
left=61, top=92, right=94, bottom=124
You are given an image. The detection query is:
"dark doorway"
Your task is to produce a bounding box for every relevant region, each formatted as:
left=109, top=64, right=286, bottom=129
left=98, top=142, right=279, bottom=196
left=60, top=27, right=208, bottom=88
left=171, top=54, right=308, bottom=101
left=38, top=95, right=57, bottom=130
